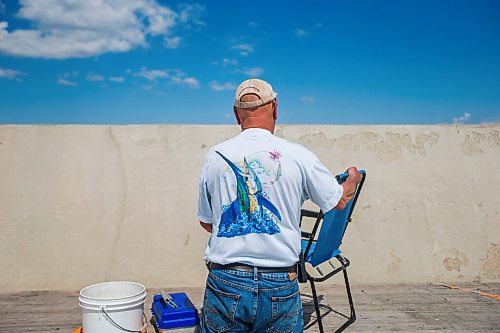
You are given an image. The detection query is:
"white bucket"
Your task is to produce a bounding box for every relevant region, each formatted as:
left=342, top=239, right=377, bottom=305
left=79, top=281, right=147, bottom=333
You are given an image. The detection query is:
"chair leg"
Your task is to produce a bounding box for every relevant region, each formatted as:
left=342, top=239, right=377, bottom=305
left=309, top=279, right=324, bottom=333
left=343, top=268, right=356, bottom=322
left=334, top=268, right=356, bottom=333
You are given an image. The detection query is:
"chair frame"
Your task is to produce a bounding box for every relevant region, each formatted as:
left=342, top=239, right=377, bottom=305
left=300, top=171, right=366, bottom=333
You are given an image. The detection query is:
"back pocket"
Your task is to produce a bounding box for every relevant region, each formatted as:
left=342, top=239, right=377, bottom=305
left=203, top=281, right=240, bottom=332
left=268, top=290, right=300, bottom=333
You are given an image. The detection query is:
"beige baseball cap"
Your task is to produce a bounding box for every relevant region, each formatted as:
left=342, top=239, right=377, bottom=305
left=234, top=78, right=278, bottom=109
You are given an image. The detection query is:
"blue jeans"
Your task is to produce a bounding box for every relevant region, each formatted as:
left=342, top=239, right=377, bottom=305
left=201, top=268, right=303, bottom=333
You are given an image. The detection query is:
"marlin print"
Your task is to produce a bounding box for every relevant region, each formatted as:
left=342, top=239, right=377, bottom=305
left=216, top=151, right=281, bottom=237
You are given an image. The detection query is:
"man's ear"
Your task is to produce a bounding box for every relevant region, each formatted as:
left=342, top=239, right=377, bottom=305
left=233, top=107, right=241, bottom=125
left=272, top=101, right=278, bottom=120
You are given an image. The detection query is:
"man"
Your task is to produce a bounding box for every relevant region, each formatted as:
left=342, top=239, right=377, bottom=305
left=197, top=78, right=362, bottom=332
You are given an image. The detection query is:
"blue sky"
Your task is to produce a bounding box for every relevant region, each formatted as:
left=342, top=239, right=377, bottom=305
left=0, top=0, right=499, bottom=124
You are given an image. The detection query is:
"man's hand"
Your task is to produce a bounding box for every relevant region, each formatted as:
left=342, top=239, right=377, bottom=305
left=200, top=221, right=213, bottom=233
left=346, top=166, right=363, bottom=184
left=335, top=167, right=362, bottom=210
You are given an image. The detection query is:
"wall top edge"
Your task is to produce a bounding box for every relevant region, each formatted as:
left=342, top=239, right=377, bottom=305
left=1, top=124, right=499, bottom=129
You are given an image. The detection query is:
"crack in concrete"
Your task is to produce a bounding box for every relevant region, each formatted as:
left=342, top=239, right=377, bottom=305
left=105, top=126, right=128, bottom=279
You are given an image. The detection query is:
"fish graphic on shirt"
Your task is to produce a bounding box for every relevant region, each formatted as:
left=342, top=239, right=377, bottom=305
left=216, top=151, right=281, bottom=237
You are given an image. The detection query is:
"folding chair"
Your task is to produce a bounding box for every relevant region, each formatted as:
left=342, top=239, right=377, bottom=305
left=300, top=170, right=366, bottom=333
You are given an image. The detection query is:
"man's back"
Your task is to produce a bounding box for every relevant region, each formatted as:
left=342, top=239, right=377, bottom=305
left=198, top=127, right=343, bottom=267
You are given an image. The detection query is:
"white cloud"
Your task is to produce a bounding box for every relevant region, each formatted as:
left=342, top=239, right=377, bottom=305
left=61, top=71, right=78, bottom=78
left=0, top=67, right=26, bottom=80
left=140, top=81, right=163, bottom=95
left=213, top=58, right=237, bottom=67
left=109, top=76, right=125, bottom=83
left=453, top=112, right=471, bottom=124
left=86, top=72, right=105, bottom=82
left=210, top=81, right=235, bottom=91
left=294, top=29, right=308, bottom=38
left=57, top=71, right=79, bottom=86
left=57, top=77, right=77, bottom=87
left=301, top=96, right=315, bottom=104
left=183, top=77, right=199, bottom=88
left=171, top=75, right=199, bottom=89
left=164, top=36, right=181, bottom=49
left=165, top=69, right=199, bottom=88
left=224, top=58, right=237, bottom=66
left=231, top=43, right=254, bottom=56
left=177, top=3, right=206, bottom=26
left=134, top=67, right=168, bottom=81
left=235, top=67, right=264, bottom=77
left=0, top=0, right=205, bottom=59
left=134, top=67, right=199, bottom=89
left=248, top=21, right=257, bottom=28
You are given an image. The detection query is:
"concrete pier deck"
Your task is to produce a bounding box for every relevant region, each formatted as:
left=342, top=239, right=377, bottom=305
left=1, top=283, right=499, bottom=332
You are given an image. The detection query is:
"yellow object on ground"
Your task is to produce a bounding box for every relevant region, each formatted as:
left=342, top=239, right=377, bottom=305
left=440, top=284, right=500, bottom=300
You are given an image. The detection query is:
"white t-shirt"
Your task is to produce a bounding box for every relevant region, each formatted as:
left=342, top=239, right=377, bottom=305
left=197, top=128, right=343, bottom=267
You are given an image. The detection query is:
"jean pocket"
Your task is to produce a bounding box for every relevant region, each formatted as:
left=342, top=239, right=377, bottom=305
left=267, top=290, right=300, bottom=333
left=203, top=281, right=240, bottom=333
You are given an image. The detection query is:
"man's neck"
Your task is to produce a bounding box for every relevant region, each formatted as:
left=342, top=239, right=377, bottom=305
left=241, top=120, right=275, bottom=134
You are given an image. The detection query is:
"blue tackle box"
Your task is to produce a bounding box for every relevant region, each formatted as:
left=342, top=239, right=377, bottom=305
left=151, top=292, right=199, bottom=330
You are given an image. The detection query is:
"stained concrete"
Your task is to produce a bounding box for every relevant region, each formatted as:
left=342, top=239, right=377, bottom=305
left=0, top=125, right=499, bottom=292
left=1, top=284, right=499, bottom=332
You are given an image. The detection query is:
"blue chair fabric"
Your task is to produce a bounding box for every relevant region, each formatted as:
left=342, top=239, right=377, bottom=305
left=300, top=170, right=366, bottom=333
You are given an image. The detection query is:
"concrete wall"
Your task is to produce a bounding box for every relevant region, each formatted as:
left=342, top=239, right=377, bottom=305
left=0, top=125, right=499, bottom=292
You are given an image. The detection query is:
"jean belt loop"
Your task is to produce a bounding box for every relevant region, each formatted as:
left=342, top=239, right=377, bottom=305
left=253, top=266, right=258, bottom=281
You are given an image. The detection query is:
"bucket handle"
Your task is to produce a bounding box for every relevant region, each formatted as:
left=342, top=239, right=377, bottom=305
left=100, top=306, right=147, bottom=333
